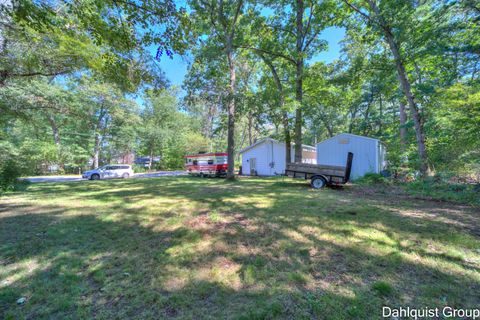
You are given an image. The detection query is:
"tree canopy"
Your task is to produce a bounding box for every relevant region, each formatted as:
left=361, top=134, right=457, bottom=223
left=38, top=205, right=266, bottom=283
left=0, top=0, right=479, bottom=182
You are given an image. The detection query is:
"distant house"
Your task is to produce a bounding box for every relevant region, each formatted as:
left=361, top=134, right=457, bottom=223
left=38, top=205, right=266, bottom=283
left=316, top=133, right=387, bottom=180
left=239, top=138, right=317, bottom=176
left=135, top=156, right=161, bottom=167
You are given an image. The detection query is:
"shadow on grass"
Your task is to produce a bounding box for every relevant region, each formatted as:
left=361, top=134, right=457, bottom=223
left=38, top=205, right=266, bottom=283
left=1, top=176, right=479, bottom=319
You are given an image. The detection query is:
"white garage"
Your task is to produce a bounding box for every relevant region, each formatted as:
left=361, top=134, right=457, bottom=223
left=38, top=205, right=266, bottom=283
left=316, top=133, right=387, bottom=180
left=240, top=138, right=316, bottom=176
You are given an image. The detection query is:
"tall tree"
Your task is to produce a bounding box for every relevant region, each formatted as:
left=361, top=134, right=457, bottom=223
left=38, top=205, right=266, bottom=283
left=259, top=54, right=292, bottom=165
left=342, top=0, right=429, bottom=174
left=74, top=79, right=139, bottom=169
left=189, top=0, right=245, bottom=179
left=239, top=1, right=335, bottom=162
left=1, top=0, right=189, bottom=91
left=139, top=89, right=178, bottom=169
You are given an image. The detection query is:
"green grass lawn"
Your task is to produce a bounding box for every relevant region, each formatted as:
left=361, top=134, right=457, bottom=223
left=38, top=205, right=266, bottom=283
left=1, top=176, right=479, bottom=319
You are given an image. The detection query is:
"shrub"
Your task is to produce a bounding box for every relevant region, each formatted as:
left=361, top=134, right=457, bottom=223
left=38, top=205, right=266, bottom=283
left=448, top=183, right=468, bottom=192
left=132, top=164, right=148, bottom=173
left=0, top=159, right=22, bottom=192
left=403, top=179, right=480, bottom=206
left=356, top=173, right=390, bottom=185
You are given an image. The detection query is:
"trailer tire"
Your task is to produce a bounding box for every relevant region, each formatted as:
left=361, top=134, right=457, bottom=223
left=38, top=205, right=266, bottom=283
left=311, top=176, right=327, bottom=189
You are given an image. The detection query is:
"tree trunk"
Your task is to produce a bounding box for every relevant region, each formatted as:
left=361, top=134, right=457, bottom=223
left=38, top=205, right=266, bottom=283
left=283, top=113, right=292, bottom=164
left=378, top=94, right=383, bottom=135
left=363, top=87, right=374, bottom=135
left=47, top=114, right=60, bottom=146
left=226, top=40, right=236, bottom=180
left=363, top=103, right=371, bottom=136
left=294, top=0, right=304, bottom=163
left=47, top=113, right=64, bottom=171
left=319, top=116, right=334, bottom=137
left=399, top=102, right=407, bottom=153
left=204, top=101, right=217, bottom=138
left=366, top=0, right=428, bottom=175
left=248, top=113, right=253, bottom=145
left=0, top=37, right=8, bottom=87
left=385, top=34, right=428, bottom=174
left=148, top=142, right=154, bottom=171
left=348, top=105, right=358, bottom=133
left=93, top=130, right=100, bottom=169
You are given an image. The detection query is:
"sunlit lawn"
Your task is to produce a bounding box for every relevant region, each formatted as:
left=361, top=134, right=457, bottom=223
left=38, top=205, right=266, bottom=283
left=1, top=176, right=479, bottom=319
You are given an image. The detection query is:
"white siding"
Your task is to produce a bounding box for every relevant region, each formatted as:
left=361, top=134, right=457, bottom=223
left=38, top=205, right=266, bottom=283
left=241, top=139, right=317, bottom=176
left=241, top=143, right=270, bottom=176
left=269, top=140, right=286, bottom=175
left=241, top=141, right=286, bottom=176
left=316, top=133, right=382, bottom=179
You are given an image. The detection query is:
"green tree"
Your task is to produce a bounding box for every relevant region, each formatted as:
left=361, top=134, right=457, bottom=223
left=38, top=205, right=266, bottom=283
left=74, top=78, right=140, bottom=168
left=342, top=0, right=432, bottom=174
left=189, top=0, right=246, bottom=178
left=240, top=0, right=336, bottom=162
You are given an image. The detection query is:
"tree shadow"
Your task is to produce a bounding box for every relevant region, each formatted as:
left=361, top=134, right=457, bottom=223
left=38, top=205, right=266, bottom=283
left=1, top=176, right=479, bottom=318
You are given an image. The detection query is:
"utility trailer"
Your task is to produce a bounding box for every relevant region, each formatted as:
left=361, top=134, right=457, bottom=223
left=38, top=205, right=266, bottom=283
left=285, top=152, right=353, bottom=189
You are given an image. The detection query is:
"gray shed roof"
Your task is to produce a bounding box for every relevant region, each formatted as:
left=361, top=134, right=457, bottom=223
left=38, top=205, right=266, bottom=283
left=239, top=138, right=315, bottom=154
left=315, top=133, right=382, bottom=146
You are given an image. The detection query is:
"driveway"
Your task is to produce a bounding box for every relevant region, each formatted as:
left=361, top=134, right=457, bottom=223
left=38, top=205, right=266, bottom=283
left=25, top=171, right=187, bottom=183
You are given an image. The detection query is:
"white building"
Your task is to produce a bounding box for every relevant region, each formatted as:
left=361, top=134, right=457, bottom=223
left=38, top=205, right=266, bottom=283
left=316, top=133, right=387, bottom=180
left=240, top=138, right=316, bottom=176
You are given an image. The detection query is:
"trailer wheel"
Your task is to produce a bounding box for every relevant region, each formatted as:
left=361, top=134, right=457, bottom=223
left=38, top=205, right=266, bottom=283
left=311, top=176, right=327, bottom=189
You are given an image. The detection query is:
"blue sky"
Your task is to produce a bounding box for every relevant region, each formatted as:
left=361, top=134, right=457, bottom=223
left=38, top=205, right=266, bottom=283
left=312, top=27, right=346, bottom=64
left=156, top=26, right=346, bottom=87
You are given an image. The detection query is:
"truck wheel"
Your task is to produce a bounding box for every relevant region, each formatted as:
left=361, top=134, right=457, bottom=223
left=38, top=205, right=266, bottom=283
left=91, top=174, right=100, bottom=180
left=311, top=176, right=326, bottom=189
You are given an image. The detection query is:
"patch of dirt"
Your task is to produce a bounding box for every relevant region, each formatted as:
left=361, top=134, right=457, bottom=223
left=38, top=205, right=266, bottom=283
left=218, top=213, right=251, bottom=228
left=185, top=213, right=210, bottom=229
left=200, top=187, right=226, bottom=194
left=214, top=256, right=237, bottom=269
left=185, top=212, right=252, bottom=231
left=85, top=272, right=102, bottom=317
left=345, top=185, right=480, bottom=237
left=347, top=184, right=478, bottom=207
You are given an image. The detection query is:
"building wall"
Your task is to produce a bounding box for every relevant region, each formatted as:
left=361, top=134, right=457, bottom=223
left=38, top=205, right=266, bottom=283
left=241, top=143, right=271, bottom=176
left=242, top=141, right=285, bottom=176
left=269, top=140, right=286, bottom=175
left=289, top=147, right=317, bottom=164
left=299, top=148, right=317, bottom=164
left=241, top=139, right=317, bottom=176
left=316, top=134, right=379, bottom=179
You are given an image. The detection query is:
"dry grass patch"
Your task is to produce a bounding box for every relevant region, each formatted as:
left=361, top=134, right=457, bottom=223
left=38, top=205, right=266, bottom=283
left=1, top=176, right=479, bottom=319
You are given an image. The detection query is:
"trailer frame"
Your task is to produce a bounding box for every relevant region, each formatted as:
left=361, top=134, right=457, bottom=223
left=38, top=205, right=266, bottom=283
left=285, top=152, right=354, bottom=189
